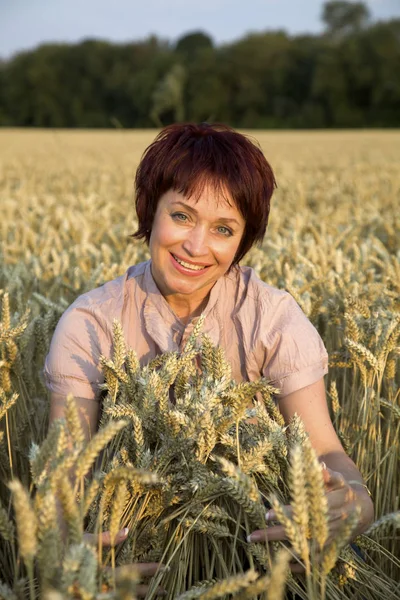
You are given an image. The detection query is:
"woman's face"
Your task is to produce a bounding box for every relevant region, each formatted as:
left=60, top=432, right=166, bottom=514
left=149, top=187, right=245, bottom=309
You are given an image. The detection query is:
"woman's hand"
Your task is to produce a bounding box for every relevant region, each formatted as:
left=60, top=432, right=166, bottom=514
left=84, top=528, right=166, bottom=596
left=247, top=467, right=373, bottom=570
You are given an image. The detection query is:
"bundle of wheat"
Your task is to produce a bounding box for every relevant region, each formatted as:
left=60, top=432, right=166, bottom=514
left=1, top=318, right=399, bottom=599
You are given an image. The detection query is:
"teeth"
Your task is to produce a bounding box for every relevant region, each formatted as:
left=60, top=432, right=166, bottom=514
left=173, top=254, right=206, bottom=271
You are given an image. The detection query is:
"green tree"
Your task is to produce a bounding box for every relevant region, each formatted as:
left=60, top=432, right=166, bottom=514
left=322, top=1, right=370, bottom=38
left=221, top=32, right=293, bottom=127
left=340, top=20, right=400, bottom=126
left=1, top=12, right=399, bottom=129
left=311, top=45, right=361, bottom=127
left=277, top=36, right=325, bottom=128
left=150, top=64, right=186, bottom=126
left=0, top=37, right=175, bottom=127
left=183, top=46, right=230, bottom=123
left=175, top=31, right=213, bottom=61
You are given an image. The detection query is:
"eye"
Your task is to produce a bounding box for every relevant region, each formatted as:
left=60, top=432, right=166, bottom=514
left=172, top=212, right=188, bottom=222
left=217, top=225, right=233, bottom=236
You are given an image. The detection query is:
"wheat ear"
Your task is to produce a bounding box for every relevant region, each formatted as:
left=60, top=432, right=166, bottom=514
left=197, top=569, right=258, bottom=600
left=8, top=479, right=37, bottom=563
left=74, top=419, right=127, bottom=480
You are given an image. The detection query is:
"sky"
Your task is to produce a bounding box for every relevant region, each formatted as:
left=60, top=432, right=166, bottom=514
left=1, top=0, right=399, bottom=59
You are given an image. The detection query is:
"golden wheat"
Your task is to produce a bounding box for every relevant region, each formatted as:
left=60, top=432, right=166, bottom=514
left=0, top=129, right=399, bottom=599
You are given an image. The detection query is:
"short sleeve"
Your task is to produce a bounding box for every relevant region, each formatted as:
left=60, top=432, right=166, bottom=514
left=43, top=303, right=112, bottom=401
left=261, top=293, right=328, bottom=397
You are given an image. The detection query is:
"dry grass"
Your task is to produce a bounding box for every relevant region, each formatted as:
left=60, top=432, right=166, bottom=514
left=0, top=129, right=399, bottom=599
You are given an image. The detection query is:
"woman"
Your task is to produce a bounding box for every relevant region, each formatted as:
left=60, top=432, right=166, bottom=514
left=45, top=122, right=373, bottom=566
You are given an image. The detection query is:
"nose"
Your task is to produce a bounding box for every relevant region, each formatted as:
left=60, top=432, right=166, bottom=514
left=182, top=224, right=209, bottom=257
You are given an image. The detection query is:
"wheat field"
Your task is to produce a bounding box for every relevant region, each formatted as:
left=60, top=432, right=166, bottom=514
left=0, top=129, right=399, bottom=600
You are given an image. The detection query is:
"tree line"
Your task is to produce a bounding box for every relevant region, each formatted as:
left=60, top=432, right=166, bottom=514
left=1, top=2, right=399, bottom=128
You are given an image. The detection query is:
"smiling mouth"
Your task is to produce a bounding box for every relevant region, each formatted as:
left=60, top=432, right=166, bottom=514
left=171, top=253, right=210, bottom=271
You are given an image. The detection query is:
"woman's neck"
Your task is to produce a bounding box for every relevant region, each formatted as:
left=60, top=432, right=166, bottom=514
left=166, top=293, right=209, bottom=325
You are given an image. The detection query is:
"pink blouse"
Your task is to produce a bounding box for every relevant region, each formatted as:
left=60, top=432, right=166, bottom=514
left=44, top=260, right=328, bottom=401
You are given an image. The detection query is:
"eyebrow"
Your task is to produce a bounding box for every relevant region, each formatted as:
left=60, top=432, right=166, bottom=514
left=170, top=201, right=241, bottom=227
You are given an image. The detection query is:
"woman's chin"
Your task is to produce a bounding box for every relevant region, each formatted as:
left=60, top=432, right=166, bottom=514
left=163, top=269, right=214, bottom=298
left=151, top=258, right=219, bottom=300
left=166, top=279, right=206, bottom=297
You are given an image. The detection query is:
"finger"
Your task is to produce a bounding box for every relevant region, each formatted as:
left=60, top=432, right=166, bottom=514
left=326, top=488, right=357, bottom=512
left=247, top=525, right=288, bottom=543
left=322, top=468, right=346, bottom=491
left=327, top=507, right=353, bottom=524
left=265, top=506, right=292, bottom=522
left=267, top=488, right=357, bottom=524
left=134, top=563, right=166, bottom=578
left=266, top=494, right=358, bottom=534
left=289, top=561, right=306, bottom=574
left=84, top=527, right=129, bottom=547
left=105, top=563, right=167, bottom=578
left=289, top=549, right=323, bottom=572
left=287, top=550, right=307, bottom=574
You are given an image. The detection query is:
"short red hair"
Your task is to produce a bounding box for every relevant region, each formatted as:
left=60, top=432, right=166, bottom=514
left=133, top=123, right=276, bottom=264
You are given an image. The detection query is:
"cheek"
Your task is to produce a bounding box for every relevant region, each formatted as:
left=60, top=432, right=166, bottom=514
left=150, top=217, right=180, bottom=249
left=216, top=240, right=242, bottom=265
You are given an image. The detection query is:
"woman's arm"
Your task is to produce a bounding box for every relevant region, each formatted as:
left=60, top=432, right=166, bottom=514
left=278, top=379, right=374, bottom=532
left=49, top=392, right=100, bottom=442
left=249, top=378, right=374, bottom=546
left=49, top=392, right=164, bottom=590
left=49, top=394, right=133, bottom=556
left=49, top=393, right=100, bottom=540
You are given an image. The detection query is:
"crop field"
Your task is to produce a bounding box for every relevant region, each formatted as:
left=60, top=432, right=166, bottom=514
left=0, top=129, right=399, bottom=599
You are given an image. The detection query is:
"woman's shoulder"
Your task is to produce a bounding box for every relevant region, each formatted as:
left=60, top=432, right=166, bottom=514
left=69, top=261, right=148, bottom=311
left=44, top=261, right=150, bottom=400
left=229, top=265, right=315, bottom=340
left=230, top=266, right=328, bottom=396
left=231, top=265, right=294, bottom=310
left=59, top=261, right=150, bottom=336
